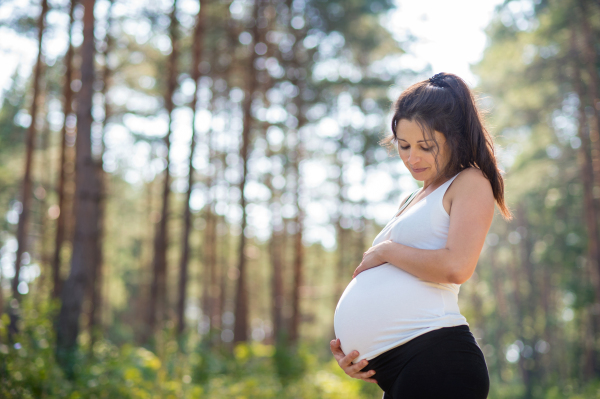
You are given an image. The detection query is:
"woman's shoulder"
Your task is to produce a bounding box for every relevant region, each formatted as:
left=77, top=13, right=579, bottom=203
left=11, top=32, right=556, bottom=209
left=458, top=166, right=487, bottom=180
left=442, top=167, right=496, bottom=227
left=451, top=167, right=494, bottom=199
left=443, top=167, right=494, bottom=216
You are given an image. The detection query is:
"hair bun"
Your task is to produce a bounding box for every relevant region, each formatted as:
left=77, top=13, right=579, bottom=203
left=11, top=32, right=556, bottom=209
left=428, top=73, right=447, bottom=87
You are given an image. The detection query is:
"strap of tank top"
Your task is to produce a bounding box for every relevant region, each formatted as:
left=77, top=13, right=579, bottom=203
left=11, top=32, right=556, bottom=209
left=396, top=188, right=420, bottom=215
left=441, top=172, right=461, bottom=192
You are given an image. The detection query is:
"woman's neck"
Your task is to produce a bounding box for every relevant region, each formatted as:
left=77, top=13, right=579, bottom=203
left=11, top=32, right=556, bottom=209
left=421, top=173, right=446, bottom=192
left=421, top=179, right=436, bottom=192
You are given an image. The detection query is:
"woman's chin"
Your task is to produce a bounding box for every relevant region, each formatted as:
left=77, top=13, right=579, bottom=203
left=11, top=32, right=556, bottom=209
left=409, top=172, right=428, bottom=181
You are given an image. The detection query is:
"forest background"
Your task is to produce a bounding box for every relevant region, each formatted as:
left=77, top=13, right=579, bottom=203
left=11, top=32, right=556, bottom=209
left=1, top=0, right=600, bottom=398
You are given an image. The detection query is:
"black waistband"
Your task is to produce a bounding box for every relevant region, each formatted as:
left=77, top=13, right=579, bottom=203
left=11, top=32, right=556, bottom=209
left=362, top=325, right=476, bottom=392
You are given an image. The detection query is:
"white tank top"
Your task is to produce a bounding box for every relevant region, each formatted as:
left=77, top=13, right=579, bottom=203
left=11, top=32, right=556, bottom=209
left=333, top=171, right=468, bottom=363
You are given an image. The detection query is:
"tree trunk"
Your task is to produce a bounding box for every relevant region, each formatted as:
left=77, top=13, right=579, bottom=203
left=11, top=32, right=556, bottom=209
left=148, top=0, right=179, bottom=339
left=487, top=238, right=507, bottom=379
left=34, top=92, right=50, bottom=304
left=218, top=214, right=229, bottom=343
left=571, top=26, right=600, bottom=373
left=12, top=0, right=49, bottom=302
left=233, top=0, right=260, bottom=344
left=89, top=0, right=115, bottom=346
left=177, top=0, right=207, bottom=338
left=507, top=226, right=531, bottom=396
left=289, top=140, right=304, bottom=344
left=0, top=271, right=3, bottom=317
left=56, top=0, right=98, bottom=376
left=52, top=0, right=76, bottom=301
left=217, top=148, right=232, bottom=345
left=516, top=206, right=535, bottom=398
left=357, top=95, right=369, bottom=266
left=581, top=306, right=596, bottom=379
left=489, top=248, right=508, bottom=319
left=269, top=214, right=285, bottom=342
left=289, top=67, right=307, bottom=343
left=572, top=25, right=600, bottom=302
left=264, top=144, right=285, bottom=343
left=578, top=3, right=600, bottom=188
left=539, top=262, right=554, bottom=382
left=201, top=208, right=217, bottom=336
left=199, top=101, right=217, bottom=341
left=334, top=156, right=347, bottom=302
left=137, top=158, right=156, bottom=344
left=208, top=213, right=223, bottom=342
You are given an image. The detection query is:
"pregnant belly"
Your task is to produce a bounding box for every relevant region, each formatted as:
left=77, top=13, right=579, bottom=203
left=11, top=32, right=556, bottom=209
left=333, top=263, right=448, bottom=363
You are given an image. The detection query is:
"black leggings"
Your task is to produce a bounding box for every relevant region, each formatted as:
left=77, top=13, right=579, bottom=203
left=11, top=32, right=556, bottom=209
left=361, top=325, right=489, bottom=399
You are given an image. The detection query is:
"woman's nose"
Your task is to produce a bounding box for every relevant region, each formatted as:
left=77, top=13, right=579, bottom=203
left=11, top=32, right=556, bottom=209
left=407, top=150, right=420, bottom=164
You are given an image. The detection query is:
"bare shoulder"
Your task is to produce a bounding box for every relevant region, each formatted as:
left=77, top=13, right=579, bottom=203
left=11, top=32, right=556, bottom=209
left=456, top=167, right=492, bottom=190
left=444, top=167, right=494, bottom=212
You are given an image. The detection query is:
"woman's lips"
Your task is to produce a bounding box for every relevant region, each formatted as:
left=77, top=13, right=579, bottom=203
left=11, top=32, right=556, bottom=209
left=411, top=167, right=427, bottom=173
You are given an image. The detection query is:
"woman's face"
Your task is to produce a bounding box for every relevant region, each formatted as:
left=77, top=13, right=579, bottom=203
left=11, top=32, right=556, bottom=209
left=395, top=118, right=449, bottom=183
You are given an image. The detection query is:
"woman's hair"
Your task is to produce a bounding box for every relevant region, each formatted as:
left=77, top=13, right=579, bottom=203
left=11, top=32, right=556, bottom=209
left=380, top=72, right=512, bottom=220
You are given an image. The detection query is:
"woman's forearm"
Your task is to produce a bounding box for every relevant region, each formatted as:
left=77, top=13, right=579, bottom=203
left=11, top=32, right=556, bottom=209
left=378, top=240, right=471, bottom=285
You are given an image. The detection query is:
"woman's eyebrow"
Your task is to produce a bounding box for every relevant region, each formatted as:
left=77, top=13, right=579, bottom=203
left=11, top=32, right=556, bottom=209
left=398, top=138, right=433, bottom=143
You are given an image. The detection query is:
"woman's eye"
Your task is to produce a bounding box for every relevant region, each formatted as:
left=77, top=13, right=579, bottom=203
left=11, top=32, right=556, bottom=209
left=400, top=145, right=431, bottom=151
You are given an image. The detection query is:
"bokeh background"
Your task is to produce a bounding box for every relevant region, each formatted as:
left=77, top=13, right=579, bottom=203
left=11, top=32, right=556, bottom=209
left=1, top=0, right=600, bottom=397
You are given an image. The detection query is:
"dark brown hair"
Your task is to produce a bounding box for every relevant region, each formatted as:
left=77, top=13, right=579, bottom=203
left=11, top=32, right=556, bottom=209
left=380, top=72, right=512, bottom=220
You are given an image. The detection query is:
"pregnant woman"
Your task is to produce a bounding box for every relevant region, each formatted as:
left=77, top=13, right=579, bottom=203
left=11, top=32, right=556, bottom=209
left=330, top=72, right=512, bottom=399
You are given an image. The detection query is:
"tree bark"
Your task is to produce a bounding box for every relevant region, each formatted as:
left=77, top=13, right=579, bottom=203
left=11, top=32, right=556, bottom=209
left=571, top=25, right=600, bottom=373
left=334, top=156, right=347, bottom=302
left=201, top=208, right=216, bottom=335
left=218, top=214, right=229, bottom=342
left=0, top=271, right=3, bottom=317
left=56, top=0, right=98, bottom=375
left=516, top=207, right=535, bottom=398
left=578, top=2, right=600, bottom=189
left=148, top=0, right=179, bottom=339
left=52, top=0, right=76, bottom=301
left=487, top=241, right=507, bottom=379
left=252, top=10, right=286, bottom=344
left=264, top=136, right=285, bottom=342
left=572, top=23, right=600, bottom=302
left=34, top=91, right=50, bottom=304
left=12, top=0, right=49, bottom=302
left=217, top=150, right=231, bottom=344
left=177, top=0, right=207, bottom=338
left=289, top=71, right=307, bottom=344
left=89, top=0, right=114, bottom=346
left=200, top=95, right=218, bottom=340
left=289, top=148, right=304, bottom=343
left=269, top=211, right=285, bottom=342
left=233, top=0, right=260, bottom=343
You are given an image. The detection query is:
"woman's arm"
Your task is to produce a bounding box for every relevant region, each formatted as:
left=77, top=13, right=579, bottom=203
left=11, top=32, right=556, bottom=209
left=353, top=169, right=495, bottom=284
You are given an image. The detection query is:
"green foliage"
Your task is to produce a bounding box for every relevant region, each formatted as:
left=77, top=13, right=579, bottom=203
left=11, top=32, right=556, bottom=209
left=0, top=72, right=26, bottom=236
left=0, top=71, right=26, bottom=154
left=468, top=0, right=600, bottom=395
left=5, top=302, right=600, bottom=397
left=273, top=341, right=308, bottom=385
left=0, top=302, right=374, bottom=398
left=3, top=0, right=600, bottom=397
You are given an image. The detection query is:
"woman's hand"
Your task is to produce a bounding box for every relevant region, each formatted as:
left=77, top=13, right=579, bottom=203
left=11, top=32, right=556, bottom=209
left=330, top=338, right=377, bottom=383
left=352, top=240, right=391, bottom=278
